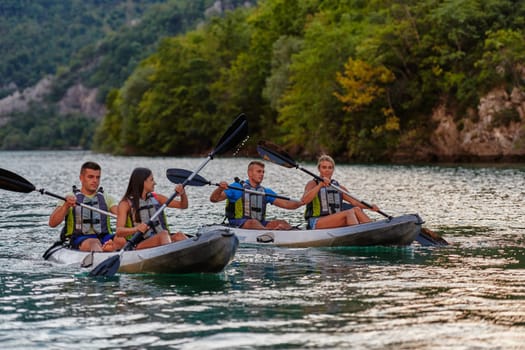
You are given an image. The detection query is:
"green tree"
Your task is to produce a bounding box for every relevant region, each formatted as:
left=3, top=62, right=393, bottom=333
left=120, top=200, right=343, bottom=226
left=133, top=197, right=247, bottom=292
left=277, top=4, right=370, bottom=156
left=476, top=29, right=525, bottom=90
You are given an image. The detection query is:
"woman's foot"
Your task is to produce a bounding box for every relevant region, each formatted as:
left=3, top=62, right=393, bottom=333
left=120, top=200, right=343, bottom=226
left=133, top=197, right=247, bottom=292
left=102, top=240, right=115, bottom=252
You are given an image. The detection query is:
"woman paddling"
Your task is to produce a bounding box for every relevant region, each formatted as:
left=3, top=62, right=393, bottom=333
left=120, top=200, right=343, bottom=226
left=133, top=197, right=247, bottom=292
left=301, top=155, right=380, bottom=229
left=116, top=167, right=188, bottom=250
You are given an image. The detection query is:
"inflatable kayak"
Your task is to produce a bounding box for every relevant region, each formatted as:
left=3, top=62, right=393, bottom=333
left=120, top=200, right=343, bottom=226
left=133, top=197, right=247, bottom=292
left=43, top=229, right=238, bottom=274
left=197, top=214, right=423, bottom=248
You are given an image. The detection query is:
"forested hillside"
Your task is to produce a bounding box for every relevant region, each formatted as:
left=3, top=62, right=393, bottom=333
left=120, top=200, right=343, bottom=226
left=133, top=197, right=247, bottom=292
left=96, top=0, right=525, bottom=161
left=1, top=0, right=524, bottom=161
left=0, top=0, right=163, bottom=97
left=0, top=0, right=250, bottom=150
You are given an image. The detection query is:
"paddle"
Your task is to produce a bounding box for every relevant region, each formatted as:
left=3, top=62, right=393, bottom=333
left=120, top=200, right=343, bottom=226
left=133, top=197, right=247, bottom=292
left=166, top=168, right=293, bottom=201
left=89, top=113, right=249, bottom=277
left=0, top=168, right=116, bottom=218
left=256, top=140, right=448, bottom=246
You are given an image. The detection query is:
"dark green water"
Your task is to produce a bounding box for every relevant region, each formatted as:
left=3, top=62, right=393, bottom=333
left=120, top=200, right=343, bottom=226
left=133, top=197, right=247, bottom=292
left=1, top=151, right=524, bottom=349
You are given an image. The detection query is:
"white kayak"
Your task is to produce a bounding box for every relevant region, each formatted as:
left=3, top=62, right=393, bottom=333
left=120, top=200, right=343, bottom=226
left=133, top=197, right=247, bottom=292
left=43, top=229, right=238, bottom=274
left=197, top=214, right=423, bottom=248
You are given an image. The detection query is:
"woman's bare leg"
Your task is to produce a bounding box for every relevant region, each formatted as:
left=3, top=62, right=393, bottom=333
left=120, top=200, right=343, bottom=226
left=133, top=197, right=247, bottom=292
left=241, top=219, right=266, bottom=229
left=114, top=237, right=127, bottom=249
left=102, top=237, right=127, bottom=251
left=79, top=238, right=103, bottom=252
left=171, top=231, right=188, bottom=242
left=354, top=207, right=372, bottom=223
left=315, top=209, right=359, bottom=229
left=265, top=220, right=292, bottom=230
left=136, top=231, right=171, bottom=249
left=345, top=209, right=359, bottom=226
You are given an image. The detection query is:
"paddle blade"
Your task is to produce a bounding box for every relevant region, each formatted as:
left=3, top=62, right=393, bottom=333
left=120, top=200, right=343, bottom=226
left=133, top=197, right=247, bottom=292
left=212, top=113, right=249, bottom=156
left=256, top=141, right=297, bottom=169
left=88, top=255, right=120, bottom=277
left=166, top=168, right=210, bottom=186
left=0, top=168, right=36, bottom=193
left=417, top=227, right=449, bottom=246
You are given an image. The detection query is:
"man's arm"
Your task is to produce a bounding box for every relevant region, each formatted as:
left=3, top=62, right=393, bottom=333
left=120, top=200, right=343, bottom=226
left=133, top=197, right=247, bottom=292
left=106, top=193, right=119, bottom=215
left=273, top=197, right=304, bottom=210
left=210, top=181, right=229, bottom=202
left=49, top=195, right=75, bottom=227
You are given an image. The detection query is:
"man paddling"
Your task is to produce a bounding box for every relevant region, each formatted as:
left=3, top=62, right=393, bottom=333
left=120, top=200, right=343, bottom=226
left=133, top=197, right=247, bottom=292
left=48, top=161, right=126, bottom=252
left=210, top=160, right=303, bottom=229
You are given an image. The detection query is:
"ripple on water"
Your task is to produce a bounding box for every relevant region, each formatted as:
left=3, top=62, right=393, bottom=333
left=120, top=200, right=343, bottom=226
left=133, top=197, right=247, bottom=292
left=1, top=152, right=525, bottom=349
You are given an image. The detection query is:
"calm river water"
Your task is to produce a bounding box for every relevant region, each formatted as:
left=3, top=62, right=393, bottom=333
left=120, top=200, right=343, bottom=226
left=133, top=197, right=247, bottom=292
left=0, top=150, right=524, bottom=349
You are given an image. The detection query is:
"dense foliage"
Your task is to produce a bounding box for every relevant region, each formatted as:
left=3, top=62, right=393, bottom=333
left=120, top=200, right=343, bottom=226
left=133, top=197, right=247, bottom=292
left=0, top=106, right=97, bottom=150
left=50, top=0, right=231, bottom=104
left=95, top=0, right=525, bottom=161
left=2, top=0, right=524, bottom=159
left=0, top=0, right=238, bottom=150
left=0, top=0, right=167, bottom=98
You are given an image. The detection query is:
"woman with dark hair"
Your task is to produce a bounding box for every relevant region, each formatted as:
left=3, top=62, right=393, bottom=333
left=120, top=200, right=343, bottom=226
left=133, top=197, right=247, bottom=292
left=116, top=167, right=188, bottom=250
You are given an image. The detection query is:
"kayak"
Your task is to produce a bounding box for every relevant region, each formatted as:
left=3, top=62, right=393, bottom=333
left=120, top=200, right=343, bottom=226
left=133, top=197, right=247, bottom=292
left=43, top=229, right=239, bottom=274
left=197, top=214, right=423, bottom=248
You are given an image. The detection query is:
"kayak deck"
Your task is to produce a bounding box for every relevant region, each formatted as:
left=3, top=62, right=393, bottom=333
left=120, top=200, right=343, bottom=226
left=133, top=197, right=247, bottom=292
left=197, top=214, right=423, bottom=248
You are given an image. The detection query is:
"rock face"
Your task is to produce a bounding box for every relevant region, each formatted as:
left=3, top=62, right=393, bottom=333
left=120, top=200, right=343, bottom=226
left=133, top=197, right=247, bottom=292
left=0, top=76, right=54, bottom=125
left=0, top=76, right=105, bottom=125
left=429, top=87, right=525, bottom=161
left=58, top=84, right=106, bottom=118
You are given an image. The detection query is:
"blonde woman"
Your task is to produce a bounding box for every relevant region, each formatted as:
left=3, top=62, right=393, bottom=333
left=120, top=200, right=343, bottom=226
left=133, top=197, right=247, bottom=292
left=301, top=155, right=379, bottom=229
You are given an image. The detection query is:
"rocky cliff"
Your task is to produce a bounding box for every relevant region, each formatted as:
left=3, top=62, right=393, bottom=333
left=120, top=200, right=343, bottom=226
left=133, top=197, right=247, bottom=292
left=0, top=77, right=104, bottom=123
left=427, top=87, right=525, bottom=162
left=0, top=76, right=55, bottom=125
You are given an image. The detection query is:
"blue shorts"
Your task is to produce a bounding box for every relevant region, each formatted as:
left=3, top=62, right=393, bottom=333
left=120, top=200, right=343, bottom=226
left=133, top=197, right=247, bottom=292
left=228, top=218, right=268, bottom=228
left=71, top=233, right=113, bottom=249
left=308, top=218, right=319, bottom=230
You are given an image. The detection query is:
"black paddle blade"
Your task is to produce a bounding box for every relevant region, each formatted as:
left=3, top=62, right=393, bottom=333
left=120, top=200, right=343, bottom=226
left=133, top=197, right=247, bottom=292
left=166, top=168, right=210, bottom=186
left=0, top=168, right=36, bottom=193
left=88, top=255, right=120, bottom=277
left=256, top=141, right=297, bottom=169
left=417, top=227, right=449, bottom=246
left=212, top=113, right=249, bottom=156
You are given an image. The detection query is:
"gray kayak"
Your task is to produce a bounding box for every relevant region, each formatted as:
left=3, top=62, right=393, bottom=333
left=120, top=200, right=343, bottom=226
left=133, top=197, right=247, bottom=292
left=197, top=214, right=423, bottom=248
left=44, top=229, right=239, bottom=274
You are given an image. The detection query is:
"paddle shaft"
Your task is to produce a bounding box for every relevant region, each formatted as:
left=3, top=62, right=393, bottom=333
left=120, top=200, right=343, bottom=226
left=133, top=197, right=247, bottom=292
left=256, top=142, right=447, bottom=246
left=148, top=158, right=211, bottom=226
left=298, top=161, right=448, bottom=246
left=40, top=188, right=117, bottom=219
left=0, top=167, right=116, bottom=218
left=166, top=168, right=292, bottom=201
left=89, top=113, right=248, bottom=276
left=297, top=165, right=392, bottom=219
left=228, top=185, right=291, bottom=201
left=231, top=177, right=293, bottom=201
left=145, top=113, right=247, bottom=227
left=113, top=157, right=215, bottom=272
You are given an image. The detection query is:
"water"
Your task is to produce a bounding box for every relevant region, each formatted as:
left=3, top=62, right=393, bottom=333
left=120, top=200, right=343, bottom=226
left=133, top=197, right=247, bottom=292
left=1, top=150, right=524, bottom=349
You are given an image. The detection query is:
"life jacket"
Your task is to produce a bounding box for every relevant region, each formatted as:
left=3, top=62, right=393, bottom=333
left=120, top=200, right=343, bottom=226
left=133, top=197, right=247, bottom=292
left=225, top=181, right=267, bottom=221
left=63, top=186, right=111, bottom=240
left=127, top=193, right=168, bottom=239
left=304, top=179, right=343, bottom=220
